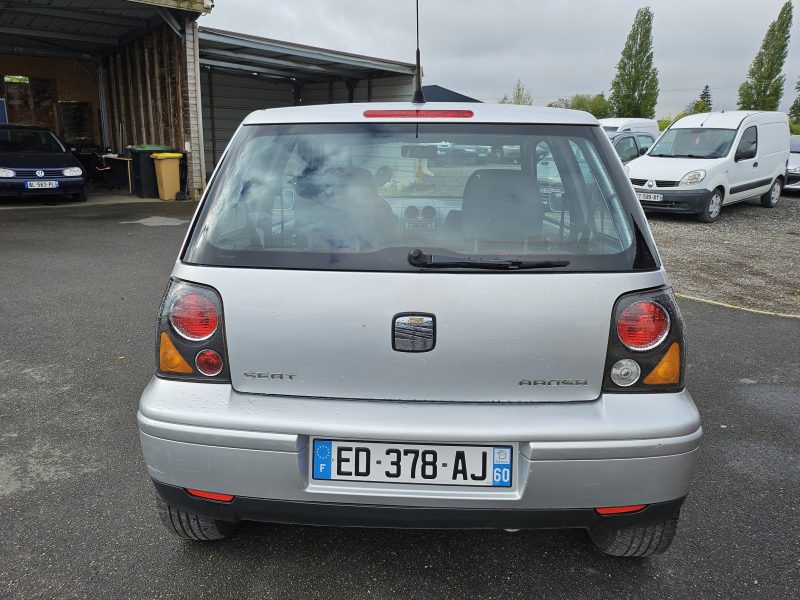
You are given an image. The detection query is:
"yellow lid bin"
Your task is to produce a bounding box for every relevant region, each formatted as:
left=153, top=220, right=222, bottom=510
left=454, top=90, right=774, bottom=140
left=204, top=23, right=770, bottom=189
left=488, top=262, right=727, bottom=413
left=150, top=152, right=183, bottom=201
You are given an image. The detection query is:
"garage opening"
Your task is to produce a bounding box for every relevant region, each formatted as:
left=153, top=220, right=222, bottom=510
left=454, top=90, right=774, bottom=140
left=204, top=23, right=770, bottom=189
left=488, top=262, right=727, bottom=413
left=0, top=0, right=209, bottom=203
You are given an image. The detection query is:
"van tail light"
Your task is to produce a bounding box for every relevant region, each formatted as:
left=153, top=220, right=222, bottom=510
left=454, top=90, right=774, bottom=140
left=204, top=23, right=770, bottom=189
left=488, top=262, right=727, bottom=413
left=156, top=279, right=230, bottom=382
left=603, top=287, right=685, bottom=393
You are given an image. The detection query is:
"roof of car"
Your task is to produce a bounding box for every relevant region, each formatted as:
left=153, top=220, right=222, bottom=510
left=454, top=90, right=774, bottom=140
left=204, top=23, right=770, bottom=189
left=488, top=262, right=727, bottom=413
left=241, top=102, right=599, bottom=126
left=0, top=123, right=53, bottom=132
left=599, top=118, right=656, bottom=126
left=671, top=111, right=784, bottom=129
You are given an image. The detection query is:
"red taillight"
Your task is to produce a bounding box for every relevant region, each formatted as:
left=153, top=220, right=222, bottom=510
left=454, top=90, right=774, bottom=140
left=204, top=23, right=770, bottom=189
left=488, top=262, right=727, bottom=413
left=169, top=292, right=219, bottom=341
left=195, top=349, right=223, bottom=377
left=617, top=301, right=670, bottom=351
left=186, top=489, right=234, bottom=502
left=363, top=109, right=474, bottom=119
left=595, top=505, right=646, bottom=515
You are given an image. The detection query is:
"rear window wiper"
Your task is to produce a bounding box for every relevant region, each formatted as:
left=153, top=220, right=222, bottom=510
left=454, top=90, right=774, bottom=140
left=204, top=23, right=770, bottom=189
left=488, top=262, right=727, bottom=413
left=408, top=249, right=570, bottom=270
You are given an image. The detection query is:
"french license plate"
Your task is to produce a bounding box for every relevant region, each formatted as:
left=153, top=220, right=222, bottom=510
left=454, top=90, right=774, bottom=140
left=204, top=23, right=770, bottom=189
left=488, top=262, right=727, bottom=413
left=637, top=192, right=663, bottom=202
left=311, top=439, right=513, bottom=487
left=25, top=181, right=59, bottom=189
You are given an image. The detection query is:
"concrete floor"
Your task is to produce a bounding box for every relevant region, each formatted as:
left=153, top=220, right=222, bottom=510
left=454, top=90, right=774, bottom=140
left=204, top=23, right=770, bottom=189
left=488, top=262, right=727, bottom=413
left=0, top=188, right=192, bottom=211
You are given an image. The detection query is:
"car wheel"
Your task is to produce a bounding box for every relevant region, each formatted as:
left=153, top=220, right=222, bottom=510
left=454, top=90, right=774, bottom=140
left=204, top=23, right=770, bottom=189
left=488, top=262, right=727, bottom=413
left=155, top=496, right=237, bottom=541
left=589, top=516, right=679, bottom=557
left=760, top=178, right=781, bottom=208
left=73, top=188, right=88, bottom=202
left=697, top=188, right=723, bottom=223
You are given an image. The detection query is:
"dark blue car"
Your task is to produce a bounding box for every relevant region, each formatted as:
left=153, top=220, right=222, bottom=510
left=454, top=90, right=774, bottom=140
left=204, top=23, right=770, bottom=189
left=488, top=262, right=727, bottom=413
left=0, top=124, right=87, bottom=202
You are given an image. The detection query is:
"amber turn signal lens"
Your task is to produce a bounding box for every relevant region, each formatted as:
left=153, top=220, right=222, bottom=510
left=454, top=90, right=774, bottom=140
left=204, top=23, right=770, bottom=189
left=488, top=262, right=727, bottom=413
left=643, top=342, right=681, bottom=385
left=159, top=332, right=193, bottom=374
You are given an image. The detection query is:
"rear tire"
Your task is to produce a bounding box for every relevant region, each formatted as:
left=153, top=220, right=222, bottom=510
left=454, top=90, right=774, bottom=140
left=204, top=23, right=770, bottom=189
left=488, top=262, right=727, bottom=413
left=697, top=188, right=723, bottom=223
left=589, top=516, right=679, bottom=557
left=155, top=496, right=237, bottom=541
left=760, top=178, right=781, bottom=208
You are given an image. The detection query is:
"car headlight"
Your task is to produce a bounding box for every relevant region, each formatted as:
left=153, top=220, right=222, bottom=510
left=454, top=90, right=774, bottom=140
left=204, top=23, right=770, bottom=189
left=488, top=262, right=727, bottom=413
left=0, top=168, right=15, bottom=178
left=63, top=167, right=83, bottom=177
left=788, top=166, right=800, bottom=173
left=679, top=170, right=706, bottom=186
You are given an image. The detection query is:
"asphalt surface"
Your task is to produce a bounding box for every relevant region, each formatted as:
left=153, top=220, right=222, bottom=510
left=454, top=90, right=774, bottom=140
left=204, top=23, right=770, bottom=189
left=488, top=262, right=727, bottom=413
left=0, top=201, right=798, bottom=599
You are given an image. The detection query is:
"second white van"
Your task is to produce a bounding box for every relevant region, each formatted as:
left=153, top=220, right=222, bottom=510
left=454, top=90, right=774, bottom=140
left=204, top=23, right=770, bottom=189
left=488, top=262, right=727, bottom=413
left=627, top=111, right=789, bottom=222
left=599, top=118, right=660, bottom=140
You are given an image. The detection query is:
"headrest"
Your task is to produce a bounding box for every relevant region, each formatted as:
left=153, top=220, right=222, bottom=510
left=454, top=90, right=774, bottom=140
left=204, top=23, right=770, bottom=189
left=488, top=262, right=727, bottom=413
left=461, top=169, right=543, bottom=242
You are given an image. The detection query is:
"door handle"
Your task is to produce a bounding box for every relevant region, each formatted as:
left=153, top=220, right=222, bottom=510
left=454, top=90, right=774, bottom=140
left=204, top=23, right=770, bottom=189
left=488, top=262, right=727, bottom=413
left=753, top=162, right=759, bottom=168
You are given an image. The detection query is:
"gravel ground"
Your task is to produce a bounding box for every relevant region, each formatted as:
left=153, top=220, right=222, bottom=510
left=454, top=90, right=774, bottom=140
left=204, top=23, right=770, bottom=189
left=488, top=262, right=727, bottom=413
left=648, top=193, right=800, bottom=315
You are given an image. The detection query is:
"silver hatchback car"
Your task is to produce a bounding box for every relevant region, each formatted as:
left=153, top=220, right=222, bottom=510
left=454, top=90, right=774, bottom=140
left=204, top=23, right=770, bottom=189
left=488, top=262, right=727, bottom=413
left=138, top=103, right=702, bottom=557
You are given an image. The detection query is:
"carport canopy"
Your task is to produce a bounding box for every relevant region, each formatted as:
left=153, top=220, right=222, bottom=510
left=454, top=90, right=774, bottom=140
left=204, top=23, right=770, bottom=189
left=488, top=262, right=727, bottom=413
left=0, top=0, right=206, bottom=59
left=198, top=27, right=416, bottom=92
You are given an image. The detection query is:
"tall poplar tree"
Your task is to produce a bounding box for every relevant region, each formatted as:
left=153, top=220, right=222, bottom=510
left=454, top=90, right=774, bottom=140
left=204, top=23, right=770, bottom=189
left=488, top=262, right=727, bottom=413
left=609, top=7, right=659, bottom=118
left=788, top=80, right=800, bottom=123
left=737, top=1, right=793, bottom=111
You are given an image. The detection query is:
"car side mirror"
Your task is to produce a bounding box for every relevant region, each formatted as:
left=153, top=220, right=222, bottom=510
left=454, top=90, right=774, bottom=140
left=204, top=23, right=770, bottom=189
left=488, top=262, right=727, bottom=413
left=639, top=147, right=648, bottom=156
left=736, top=147, right=756, bottom=162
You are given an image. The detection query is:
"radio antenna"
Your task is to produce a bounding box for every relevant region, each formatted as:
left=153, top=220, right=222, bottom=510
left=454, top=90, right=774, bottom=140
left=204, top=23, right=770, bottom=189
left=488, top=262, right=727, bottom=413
left=411, top=0, right=426, bottom=103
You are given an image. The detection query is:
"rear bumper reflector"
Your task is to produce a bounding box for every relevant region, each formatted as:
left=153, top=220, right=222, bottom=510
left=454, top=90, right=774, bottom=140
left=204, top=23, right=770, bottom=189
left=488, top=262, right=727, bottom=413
left=185, top=488, right=235, bottom=502
left=595, top=504, right=647, bottom=515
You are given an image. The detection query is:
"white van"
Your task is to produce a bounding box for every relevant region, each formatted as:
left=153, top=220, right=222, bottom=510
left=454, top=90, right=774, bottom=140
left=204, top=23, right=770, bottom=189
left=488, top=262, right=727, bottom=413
left=599, top=118, right=660, bottom=140
left=627, top=111, right=789, bottom=222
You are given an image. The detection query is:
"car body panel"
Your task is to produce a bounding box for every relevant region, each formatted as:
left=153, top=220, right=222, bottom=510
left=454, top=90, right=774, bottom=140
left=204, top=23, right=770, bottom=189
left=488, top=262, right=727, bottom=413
left=171, top=262, right=667, bottom=403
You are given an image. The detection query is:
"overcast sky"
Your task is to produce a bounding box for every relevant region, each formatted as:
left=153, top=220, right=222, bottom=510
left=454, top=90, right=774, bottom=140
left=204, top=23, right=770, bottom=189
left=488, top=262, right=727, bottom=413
left=201, top=0, right=800, bottom=116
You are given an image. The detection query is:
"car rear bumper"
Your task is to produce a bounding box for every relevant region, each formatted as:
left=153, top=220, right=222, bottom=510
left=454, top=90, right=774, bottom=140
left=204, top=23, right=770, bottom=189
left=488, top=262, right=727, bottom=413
left=634, top=187, right=712, bottom=214
left=138, top=378, right=702, bottom=527
left=152, top=479, right=686, bottom=531
left=784, top=173, right=800, bottom=190
left=0, top=178, right=85, bottom=197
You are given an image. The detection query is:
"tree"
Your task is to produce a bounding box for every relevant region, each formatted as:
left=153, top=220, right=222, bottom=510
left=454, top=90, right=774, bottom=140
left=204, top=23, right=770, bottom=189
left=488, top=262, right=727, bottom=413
left=737, top=1, right=793, bottom=111
left=609, top=7, right=659, bottom=118
left=570, top=93, right=614, bottom=119
left=499, top=79, right=533, bottom=105
left=546, top=97, right=572, bottom=109
left=789, top=80, right=800, bottom=123
left=699, top=85, right=713, bottom=111
left=546, top=93, right=613, bottom=118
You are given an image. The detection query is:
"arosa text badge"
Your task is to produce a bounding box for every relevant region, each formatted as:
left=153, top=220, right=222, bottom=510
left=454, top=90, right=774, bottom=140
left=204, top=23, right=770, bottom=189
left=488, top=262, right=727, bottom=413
left=393, top=313, right=435, bottom=352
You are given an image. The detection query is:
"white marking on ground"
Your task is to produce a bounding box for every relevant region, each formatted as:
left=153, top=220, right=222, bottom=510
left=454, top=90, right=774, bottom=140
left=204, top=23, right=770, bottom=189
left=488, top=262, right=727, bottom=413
left=120, top=216, right=189, bottom=227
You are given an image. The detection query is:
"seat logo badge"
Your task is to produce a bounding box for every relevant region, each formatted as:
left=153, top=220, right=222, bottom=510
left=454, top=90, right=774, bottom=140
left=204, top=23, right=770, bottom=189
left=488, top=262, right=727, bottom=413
left=647, top=180, right=655, bottom=188
left=393, top=313, right=435, bottom=352
left=36, top=170, right=45, bottom=177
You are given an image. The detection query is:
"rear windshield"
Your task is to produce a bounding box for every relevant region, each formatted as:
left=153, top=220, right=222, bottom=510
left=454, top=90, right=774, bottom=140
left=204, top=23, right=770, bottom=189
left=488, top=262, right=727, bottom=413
left=184, top=123, right=639, bottom=272
left=0, top=129, right=64, bottom=153
left=649, top=128, right=736, bottom=159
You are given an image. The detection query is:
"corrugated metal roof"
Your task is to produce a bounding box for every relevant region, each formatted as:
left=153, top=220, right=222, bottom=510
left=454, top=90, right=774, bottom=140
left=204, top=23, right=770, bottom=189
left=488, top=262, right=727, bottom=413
left=198, top=26, right=416, bottom=83
left=0, top=0, right=203, bottom=57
